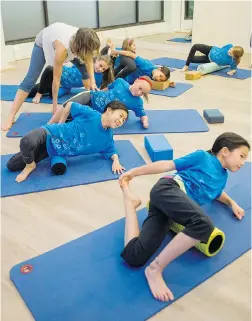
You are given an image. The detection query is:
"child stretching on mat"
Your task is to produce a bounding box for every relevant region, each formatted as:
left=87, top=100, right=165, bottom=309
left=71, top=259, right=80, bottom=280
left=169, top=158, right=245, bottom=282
left=29, top=55, right=114, bottom=104
left=119, top=132, right=250, bottom=302
left=104, top=38, right=173, bottom=85
left=182, top=44, right=244, bottom=76
left=49, top=76, right=152, bottom=128
left=7, top=101, right=128, bottom=183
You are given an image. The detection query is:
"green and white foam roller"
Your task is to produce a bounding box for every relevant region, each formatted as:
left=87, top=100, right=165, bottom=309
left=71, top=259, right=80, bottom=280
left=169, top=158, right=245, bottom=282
left=197, top=62, right=228, bottom=75
left=169, top=221, right=225, bottom=257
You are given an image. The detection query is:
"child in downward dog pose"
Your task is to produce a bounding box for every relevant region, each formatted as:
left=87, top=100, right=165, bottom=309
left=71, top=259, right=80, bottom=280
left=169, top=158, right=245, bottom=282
left=29, top=55, right=114, bottom=104
left=119, top=132, right=250, bottom=302
left=7, top=101, right=128, bottom=183
left=49, top=76, right=152, bottom=128
left=182, top=44, right=244, bottom=76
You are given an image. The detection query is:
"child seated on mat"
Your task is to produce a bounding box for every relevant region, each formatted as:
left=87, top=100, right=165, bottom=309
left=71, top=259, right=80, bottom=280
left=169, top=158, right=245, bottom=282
left=182, top=44, right=244, bottom=76
left=49, top=76, right=152, bottom=128
left=28, top=55, right=114, bottom=104
left=7, top=101, right=128, bottom=183
left=119, top=132, right=250, bottom=302
left=104, top=38, right=173, bottom=85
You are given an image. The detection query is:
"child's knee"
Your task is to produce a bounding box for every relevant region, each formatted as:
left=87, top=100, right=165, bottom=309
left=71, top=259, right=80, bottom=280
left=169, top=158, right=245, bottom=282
left=184, top=214, right=214, bottom=243
left=120, top=238, right=150, bottom=268
left=20, top=136, right=31, bottom=151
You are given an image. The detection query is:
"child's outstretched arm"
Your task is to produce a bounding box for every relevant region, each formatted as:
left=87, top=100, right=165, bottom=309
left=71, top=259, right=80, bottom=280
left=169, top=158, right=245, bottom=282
left=217, top=191, right=245, bottom=220
left=140, top=115, right=149, bottom=129
left=119, top=160, right=175, bottom=185
left=111, top=49, right=137, bottom=60
left=111, top=154, right=125, bottom=174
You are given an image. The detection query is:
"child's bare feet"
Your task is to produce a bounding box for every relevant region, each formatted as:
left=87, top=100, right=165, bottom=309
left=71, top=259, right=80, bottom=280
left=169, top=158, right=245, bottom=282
left=120, top=178, right=141, bottom=209
left=181, top=66, right=188, bottom=72
left=15, top=162, right=36, bottom=183
left=32, top=93, right=42, bottom=104
left=145, top=259, right=174, bottom=302
left=1, top=116, right=15, bottom=131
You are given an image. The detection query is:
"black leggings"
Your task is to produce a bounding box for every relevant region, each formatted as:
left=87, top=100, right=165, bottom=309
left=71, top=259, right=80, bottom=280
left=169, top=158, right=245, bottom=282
left=7, top=128, right=49, bottom=171
left=185, top=44, right=213, bottom=66
left=121, top=178, right=214, bottom=267
left=114, top=55, right=137, bottom=79
left=28, top=66, right=53, bottom=97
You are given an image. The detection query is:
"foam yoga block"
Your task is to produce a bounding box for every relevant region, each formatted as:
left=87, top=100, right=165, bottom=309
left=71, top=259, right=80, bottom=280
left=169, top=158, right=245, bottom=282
left=169, top=221, right=225, bottom=257
left=197, top=62, right=228, bottom=75
left=50, top=156, right=67, bottom=175
left=144, top=135, right=173, bottom=162
left=203, top=109, right=224, bottom=124
left=185, top=71, right=202, bottom=80
left=152, top=80, right=170, bottom=90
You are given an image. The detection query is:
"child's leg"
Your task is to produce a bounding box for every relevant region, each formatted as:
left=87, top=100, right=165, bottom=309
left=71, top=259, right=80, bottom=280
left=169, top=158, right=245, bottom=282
left=144, top=178, right=214, bottom=301
left=182, top=44, right=213, bottom=71
left=114, top=56, right=137, bottom=79
left=120, top=181, right=171, bottom=267
left=14, top=128, right=48, bottom=183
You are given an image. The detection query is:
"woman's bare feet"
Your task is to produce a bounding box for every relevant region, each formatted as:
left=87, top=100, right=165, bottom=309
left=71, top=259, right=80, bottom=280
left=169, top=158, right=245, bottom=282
left=32, top=93, right=42, bottom=104
left=120, top=178, right=141, bottom=209
left=181, top=65, right=188, bottom=72
left=145, top=259, right=174, bottom=302
left=1, top=115, right=15, bottom=131
left=15, top=162, right=36, bottom=183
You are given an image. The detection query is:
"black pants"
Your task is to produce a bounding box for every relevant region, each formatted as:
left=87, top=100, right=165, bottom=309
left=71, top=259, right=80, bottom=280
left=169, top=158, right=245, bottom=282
left=7, top=128, right=49, bottom=171
left=114, top=55, right=137, bottom=79
left=185, top=44, right=213, bottom=66
left=28, top=66, right=53, bottom=97
left=121, top=178, right=214, bottom=267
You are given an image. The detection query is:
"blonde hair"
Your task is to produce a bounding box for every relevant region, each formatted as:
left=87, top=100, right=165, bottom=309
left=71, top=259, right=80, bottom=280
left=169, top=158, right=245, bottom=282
left=70, top=28, right=100, bottom=62
left=232, top=46, right=244, bottom=65
left=96, top=55, right=115, bottom=89
left=135, top=75, right=152, bottom=102
left=122, top=38, right=135, bottom=52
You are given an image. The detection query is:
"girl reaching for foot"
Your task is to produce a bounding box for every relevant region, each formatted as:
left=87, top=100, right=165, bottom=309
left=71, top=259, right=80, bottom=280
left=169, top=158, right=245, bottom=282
left=7, top=101, right=128, bottom=182
left=119, top=132, right=250, bottom=302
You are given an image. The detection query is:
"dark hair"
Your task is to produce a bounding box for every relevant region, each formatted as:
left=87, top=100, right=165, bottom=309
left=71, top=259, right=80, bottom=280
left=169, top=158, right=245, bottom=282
left=103, top=101, right=129, bottom=119
left=160, top=66, right=170, bottom=80
left=70, top=28, right=100, bottom=62
left=208, top=132, right=250, bottom=155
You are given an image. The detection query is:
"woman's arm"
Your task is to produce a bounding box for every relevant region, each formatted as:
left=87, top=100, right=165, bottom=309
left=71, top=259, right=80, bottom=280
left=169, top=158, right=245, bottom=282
left=53, top=41, right=67, bottom=113
left=85, top=56, right=98, bottom=91
left=111, top=49, right=137, bottom=60
left=217, top=191, right=245, bottom=220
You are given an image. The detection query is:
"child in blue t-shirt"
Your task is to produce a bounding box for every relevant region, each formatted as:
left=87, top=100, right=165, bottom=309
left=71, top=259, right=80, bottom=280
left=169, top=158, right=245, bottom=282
left=118, top=132, right=250, bottom=302
left=28, top=56, right=114, bottom=104
left=182, top=44, right=244, bottom=76
left=50, top=76, right=152, bottom=128
left=7, top=101, right=129, bottom=183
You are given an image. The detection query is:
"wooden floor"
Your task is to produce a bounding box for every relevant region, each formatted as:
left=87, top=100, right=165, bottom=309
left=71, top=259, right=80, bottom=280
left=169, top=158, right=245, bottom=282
left=1, top=37, right=251, bottom=321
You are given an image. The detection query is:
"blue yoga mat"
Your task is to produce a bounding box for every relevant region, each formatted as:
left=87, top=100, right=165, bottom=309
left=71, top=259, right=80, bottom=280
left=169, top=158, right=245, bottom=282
left=1, top=140, right=145, bottom=197
left=10, top=163, right=251, bottom=321
left=167, top=38, right=192, bottom=43
left=6, top=110, right=208, bottom=138
left=0, top=85, right=84, bottom=104
left=150, top=58, right=252, bottom=79
left=151, top=82, right=193, bottom=97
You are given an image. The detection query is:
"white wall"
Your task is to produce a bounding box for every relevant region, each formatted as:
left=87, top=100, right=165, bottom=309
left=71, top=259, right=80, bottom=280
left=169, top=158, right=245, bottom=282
left=192, top=1, right=251, bottom=53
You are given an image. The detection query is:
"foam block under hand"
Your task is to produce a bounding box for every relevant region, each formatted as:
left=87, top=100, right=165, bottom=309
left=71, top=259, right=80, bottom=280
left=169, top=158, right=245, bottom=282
left=144, top=135, right=173, bottom=162
left=203, top=109, right=224, bottom=124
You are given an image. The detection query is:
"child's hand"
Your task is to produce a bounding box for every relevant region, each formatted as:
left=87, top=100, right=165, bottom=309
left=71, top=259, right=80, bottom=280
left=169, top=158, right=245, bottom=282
left=141, top=115, right=149, bottom=129
left=227, top=71, right=235, bottom=76
left=119, top=170, right=135, bottom=186
left=169, top=81, right=176, bottom=88
left=231, top=202, right=245, bottom=220
left=112, top=161, right=126, bottom=175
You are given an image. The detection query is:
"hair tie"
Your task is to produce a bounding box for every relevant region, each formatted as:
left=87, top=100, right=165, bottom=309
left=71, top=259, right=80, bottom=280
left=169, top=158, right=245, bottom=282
left=138, top=77, right=153, bottom=89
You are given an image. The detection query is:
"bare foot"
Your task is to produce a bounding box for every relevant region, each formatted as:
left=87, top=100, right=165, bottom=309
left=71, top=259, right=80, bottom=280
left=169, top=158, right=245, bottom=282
left=32, top=93, right=42, bottom=104
left=15, top=162, right=36, bottom=183
left=145, top=260, right=174, bottom=302
left=121, top=178, right=141, bottom=209
left=1, top=116, right=15, bottom=131
left=181, top=66, right=188, bottom=72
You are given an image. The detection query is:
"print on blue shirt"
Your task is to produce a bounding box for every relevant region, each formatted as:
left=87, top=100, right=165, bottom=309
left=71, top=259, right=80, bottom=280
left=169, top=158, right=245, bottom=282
left=209, top=44, right=237, bottom=70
